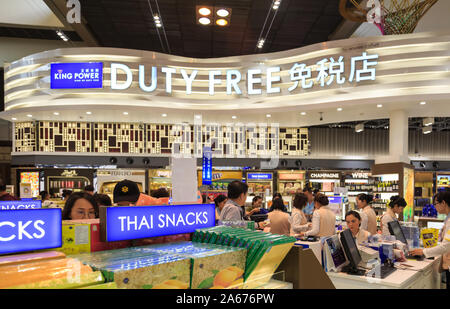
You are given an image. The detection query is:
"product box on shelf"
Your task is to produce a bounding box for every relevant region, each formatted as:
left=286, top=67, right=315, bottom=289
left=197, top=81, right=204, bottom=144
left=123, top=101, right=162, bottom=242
left=0, top=251, right=66, bottom=267
left=56, top=219, right=131, bottom=255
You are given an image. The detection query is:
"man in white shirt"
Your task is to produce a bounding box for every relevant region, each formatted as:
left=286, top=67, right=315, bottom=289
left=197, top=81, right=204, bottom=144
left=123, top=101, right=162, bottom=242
left=219, top=181, right=248, bottom=221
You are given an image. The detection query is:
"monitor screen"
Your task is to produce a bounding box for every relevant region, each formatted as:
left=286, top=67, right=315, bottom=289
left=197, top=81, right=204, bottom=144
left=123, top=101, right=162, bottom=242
left=388, top=221, right=407, bottom=244
left=340, top=229, right=362, bottom=269
left=325, top=236, right=347, bottom=269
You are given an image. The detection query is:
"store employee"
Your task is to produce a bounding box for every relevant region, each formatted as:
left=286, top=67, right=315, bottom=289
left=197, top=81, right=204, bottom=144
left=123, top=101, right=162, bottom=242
left=345, top=210, right=370, bottom=244
left=356, top=193, right=377, bottom=235
left=381, top=196, right=407, bottom=236
left=410, top=191, right=450, bottom=289
left=298, top=193, right=335, bottom=238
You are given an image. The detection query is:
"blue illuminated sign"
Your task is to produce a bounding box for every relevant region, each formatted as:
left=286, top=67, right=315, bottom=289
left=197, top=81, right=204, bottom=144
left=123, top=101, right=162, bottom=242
left=328, top=196, right=342, bottom=204
left=50, top=62, right=103, bottom=89
left=101, top=204, right=216, bottom=242
left=0, top=200, right=42, bottom=210
left=202, top=147, right=212, bottom=185
left=0, top=208, right=62, bottom=255
left=247, top=173, right=273, bottom=180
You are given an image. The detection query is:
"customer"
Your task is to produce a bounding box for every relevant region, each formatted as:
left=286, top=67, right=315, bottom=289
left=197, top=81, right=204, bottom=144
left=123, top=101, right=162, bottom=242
left=62, top=189, right=72, bottom=201
left=410, top=191, right=450, bottom=289
left=113, top=179, right=161, bottom=206
left=84, top=185, right=95, bottom=196
left=93, top=193, right=112, bottom=207
left=381, top=195, right=407, bottom=236
left=62, top=192, right=98, bottom=220
left=269, top=193, right=287, bottom=212
left=356, top=193, right=377, bottom=235
left=40, top=190, right=57, bottom=208
left=214, top=194, right=228, bottom=220
left=345, top=210, right=370, bottom=245
left=289, top=192, right=312, bottom=235
left=151, top=187, right=170, bottom=204
left=247, top=196, right=268, bottom=216
left=219, top=181, right=248, bottom=221
left=302, top=187, right=315, bottom=219
left=265, top=198, right=291, bottom=236
left=0, top=179, right=18, bottom=201
left=298, top=193, right=336, bottom=238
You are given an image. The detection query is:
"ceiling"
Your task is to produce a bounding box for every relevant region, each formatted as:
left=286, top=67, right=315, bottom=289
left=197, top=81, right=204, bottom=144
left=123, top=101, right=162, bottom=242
left=0, top=0, right=346, bottom=58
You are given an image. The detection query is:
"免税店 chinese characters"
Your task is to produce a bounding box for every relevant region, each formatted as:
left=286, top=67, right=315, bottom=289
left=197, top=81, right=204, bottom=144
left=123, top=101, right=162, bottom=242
left=110, top=52, right=378, bottom=95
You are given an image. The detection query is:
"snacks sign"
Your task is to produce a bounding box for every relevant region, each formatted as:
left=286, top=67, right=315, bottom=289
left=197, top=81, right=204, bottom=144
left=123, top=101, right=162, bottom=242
left=0, top=208, right=62, bottom=255
left=100, top=204, right=216, bottom=242
left=0, top=200, right=42, bottom=210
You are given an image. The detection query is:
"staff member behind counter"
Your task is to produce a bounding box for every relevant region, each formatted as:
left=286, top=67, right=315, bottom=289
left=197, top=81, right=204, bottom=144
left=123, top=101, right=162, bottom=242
left=356, top=193, right=377, bottom=235
left=381, top=195, right=407, bottom=236
left=290, top=192, right=312, bottom=235
left=410, top=191, right=450, bottom=289
left=298, top=193, right=336, bottom=238
left=345, top=210, right=370, bottom=245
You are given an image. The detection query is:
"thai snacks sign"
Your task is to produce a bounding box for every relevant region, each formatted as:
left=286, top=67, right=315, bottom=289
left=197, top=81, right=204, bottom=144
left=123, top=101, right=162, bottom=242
left=0, top=200, right=42, bottom=210
left=100, top=204, right=216, bottom=242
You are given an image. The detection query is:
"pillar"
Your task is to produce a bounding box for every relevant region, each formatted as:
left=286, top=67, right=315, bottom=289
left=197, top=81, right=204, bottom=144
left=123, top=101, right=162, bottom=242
left=375, top=110, right=409, bottom=164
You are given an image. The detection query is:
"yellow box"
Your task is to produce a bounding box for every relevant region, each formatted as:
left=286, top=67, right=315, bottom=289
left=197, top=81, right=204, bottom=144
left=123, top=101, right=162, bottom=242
left=55, top=221, right=91, bottom=255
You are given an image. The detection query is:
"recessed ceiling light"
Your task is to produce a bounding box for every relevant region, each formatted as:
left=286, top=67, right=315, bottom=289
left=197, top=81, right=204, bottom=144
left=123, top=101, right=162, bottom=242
left=337, top=108, right=343, bottom=111
left=273, top=5, right=279, bottom=9
left=266, top=114, right=271, bottom=118
left=123, top=112, right=128, bottom=115
left=53, top=112, right=59, bottom=115
left=300, top=112, right=306, bottom=115
left=195, top=115, right=202, bottom=119
left=86, top=111, right=92, bottom=115
left=377, top=104, right=383, bottom=108
left=154, top=15, right=160, bottom=20
left=216, top=19, right=228, bottom=26
left=198, top=7, right=211, bottom=16
left=232, top=115, right=237, bottom=119
left=11, top=117, right=17, bottom=121
left=162, top=113, right=167, bottom=117
left=420, top=101, right=426, bottom=105
left=216, top=9, right=229, bottom=17
left=199, top=17, right=211, bottom=25
left=27, top=114, right=32, bottom=117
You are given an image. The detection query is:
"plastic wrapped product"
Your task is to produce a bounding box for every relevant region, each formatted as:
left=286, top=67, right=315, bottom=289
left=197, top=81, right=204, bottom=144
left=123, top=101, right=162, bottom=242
left=0, top=251, right=66, bottom=267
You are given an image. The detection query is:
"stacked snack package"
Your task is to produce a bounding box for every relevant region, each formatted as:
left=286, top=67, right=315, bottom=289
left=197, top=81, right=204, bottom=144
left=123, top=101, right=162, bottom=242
left=0, top=251, right=104, bottom=289
left=72, top=242, right=247, bottom=289
left=192, top=226, right=296, bottom=288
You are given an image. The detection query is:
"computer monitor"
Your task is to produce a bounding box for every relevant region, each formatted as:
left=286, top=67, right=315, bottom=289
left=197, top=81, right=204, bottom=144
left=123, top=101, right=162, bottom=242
left=324, top=235, right=347, bottom=271
left=388, top=221, right=407, bottom=244
left=340, top=229, right=363, bottom=274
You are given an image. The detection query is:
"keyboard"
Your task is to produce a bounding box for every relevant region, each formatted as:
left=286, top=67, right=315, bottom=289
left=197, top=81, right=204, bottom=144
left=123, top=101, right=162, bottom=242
left=367, top=265, right=397, bottom=279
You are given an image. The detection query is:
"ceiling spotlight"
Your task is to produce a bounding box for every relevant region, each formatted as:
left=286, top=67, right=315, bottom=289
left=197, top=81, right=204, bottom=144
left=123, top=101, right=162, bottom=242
left=199, top=17, right=211, bottom=25
left=195, top=115, right=202, bottom=119
left=198, top=7, right=211, bottom=16
left=216, top=18, right=228, bottom=26
left=377, top=104, right=383, bottom=108
left=11, top=117, right=17, bottom=121
left=232, top=115, right=237, bottom=119
left=216, top=9, right=229, bottom=17
left=162, top=113, right=167, bottom=117
left=86, top=111, right=92, bottom=115
left=422, top=126, right=432, bottom=134
left=53, top=112, right=59, bottom=115
left=432, top=161, right=439, bottom=169
left=27, top=114, right=32, bottom=118
left=300, top=112, right=306, bottom=116
left=355, top=123, right=364, bottom=133
left=123, top=112, right=129, bottom=115
left=419, top=161, right=426, bottom=168
left=420, top=101, right=426, bottom=105
left=337, top=107, right=343, bottom=111
left=154, top=15, right=160, bottom=20
left=266, top=114, right=271, bottom=118
left=257, top=39, right=265, bottom=49
left=423, top=117, right=434, bottom=126
left=56, top=30, right=69, bottom=41
left=273, top=5, right=279, bottom=9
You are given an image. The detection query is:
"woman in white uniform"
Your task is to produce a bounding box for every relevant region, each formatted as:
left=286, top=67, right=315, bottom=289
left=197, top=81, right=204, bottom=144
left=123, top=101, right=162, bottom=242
left=289, top=192, right=312, bottom=235
left=345, top=210, right=370, bottom=245
left=381, top=196, right=407, bottom=237
left=356, top=193, right=378, bottom=235
left=298, top=193, right=335, bottom=238
left=410, top=191, right=450, bottom=289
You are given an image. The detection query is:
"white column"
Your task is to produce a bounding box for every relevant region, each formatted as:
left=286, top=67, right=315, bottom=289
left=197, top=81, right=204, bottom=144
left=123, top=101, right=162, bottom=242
left=375, top=110, right=409, bottom=164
